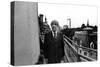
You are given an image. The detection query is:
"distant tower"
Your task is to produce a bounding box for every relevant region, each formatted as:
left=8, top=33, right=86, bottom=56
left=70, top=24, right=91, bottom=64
left=39, top=14, right=44, bottom=23
left=43, top=16, right=50, bottom=34
left=67, top=18, right=71, bottom=28
left=87, top=19, right=89, bottom=27
left=38, top=14, right=44, bottom=34
left=45, top=17, right=47, bottom=23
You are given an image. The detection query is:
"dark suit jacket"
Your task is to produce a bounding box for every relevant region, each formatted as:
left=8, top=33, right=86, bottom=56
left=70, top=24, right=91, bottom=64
left=44, top=31, right=64, bottom=62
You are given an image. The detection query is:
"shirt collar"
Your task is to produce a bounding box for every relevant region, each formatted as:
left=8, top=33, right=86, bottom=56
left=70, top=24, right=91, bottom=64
left=52, top=31, right=57, bottom=37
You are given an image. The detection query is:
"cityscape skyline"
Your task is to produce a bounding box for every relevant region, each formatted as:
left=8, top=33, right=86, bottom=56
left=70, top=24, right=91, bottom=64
left=38, top=3, right=98, bottom=28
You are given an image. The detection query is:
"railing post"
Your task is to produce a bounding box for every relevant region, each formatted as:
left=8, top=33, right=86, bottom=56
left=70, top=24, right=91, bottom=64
left=77, top=46, right=80, bottom=62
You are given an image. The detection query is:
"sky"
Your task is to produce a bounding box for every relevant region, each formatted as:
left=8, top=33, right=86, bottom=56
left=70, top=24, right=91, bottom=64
left=38, top=3, right=98, bottom=28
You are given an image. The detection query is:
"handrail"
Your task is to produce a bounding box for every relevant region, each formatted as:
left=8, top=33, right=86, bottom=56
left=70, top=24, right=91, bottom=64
left=63, top=35, right=97, bottom=52
left=64, top=37, right=77, bottom=52
left=63, top=35, right=97, bottom=61
left=64, top=35, right=79, bottom=62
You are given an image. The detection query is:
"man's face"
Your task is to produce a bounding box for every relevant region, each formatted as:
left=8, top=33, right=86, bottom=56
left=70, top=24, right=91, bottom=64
left=51, top=25, right=58, bottom=32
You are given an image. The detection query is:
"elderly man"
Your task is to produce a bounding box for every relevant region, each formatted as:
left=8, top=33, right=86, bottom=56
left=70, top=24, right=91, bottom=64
left=44, top=20, right=64, bottom=64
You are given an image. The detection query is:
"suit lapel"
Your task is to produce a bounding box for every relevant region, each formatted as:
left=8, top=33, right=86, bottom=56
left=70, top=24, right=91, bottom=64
left=50, top=31, right=54, bottom=39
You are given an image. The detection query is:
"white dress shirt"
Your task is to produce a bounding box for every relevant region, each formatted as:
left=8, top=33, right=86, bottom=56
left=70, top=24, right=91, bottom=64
left=52, top=31, right=57, bottom=38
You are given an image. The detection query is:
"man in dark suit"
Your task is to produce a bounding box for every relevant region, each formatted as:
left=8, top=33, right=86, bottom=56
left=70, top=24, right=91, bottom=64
left=44, top=20, right=64, bottom=63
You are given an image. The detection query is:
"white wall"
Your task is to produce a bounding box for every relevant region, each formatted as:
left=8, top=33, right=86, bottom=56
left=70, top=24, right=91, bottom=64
left=14, top=1, right=39, bottom=66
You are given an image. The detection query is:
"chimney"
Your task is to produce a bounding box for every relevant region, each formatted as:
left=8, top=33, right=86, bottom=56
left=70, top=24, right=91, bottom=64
left=39, top=14, right=44, bottom=23
left=67, top=18, right=71, bottom=28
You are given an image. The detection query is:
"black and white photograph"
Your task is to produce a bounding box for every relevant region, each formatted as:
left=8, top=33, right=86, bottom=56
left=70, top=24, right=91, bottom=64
left=10, top=1, right=97, bottom=66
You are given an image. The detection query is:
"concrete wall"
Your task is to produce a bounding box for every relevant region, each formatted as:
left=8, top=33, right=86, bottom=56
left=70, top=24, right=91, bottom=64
left=13, top=1, right=40, bottom=66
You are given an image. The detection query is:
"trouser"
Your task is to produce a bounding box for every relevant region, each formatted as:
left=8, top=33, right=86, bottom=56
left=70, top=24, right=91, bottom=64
left=48, top=58, right=61, bottom=64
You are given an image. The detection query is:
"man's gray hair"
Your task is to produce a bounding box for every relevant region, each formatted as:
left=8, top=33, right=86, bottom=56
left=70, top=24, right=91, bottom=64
left=51, top=20, right=59, bottom=26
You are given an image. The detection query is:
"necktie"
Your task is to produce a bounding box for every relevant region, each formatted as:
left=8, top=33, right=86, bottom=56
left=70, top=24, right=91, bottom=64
left=54, top=32, right=56, bottom=38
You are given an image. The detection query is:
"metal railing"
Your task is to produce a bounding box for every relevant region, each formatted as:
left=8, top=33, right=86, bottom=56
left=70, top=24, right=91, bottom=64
left=63, top=35, right=97, bottom=62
